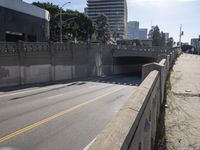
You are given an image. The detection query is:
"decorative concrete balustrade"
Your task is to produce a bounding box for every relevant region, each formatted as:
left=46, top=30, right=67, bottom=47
left=113, top=46, right=173, bottom=58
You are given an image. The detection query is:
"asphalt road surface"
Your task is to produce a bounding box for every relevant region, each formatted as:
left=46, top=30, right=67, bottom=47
left=0, top=75, right=140, bottom=150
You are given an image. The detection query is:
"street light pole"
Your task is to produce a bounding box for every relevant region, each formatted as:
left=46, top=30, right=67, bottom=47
left=60, top=2, right=71, bottom=43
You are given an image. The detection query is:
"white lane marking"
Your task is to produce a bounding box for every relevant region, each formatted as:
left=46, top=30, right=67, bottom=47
left=0, top=84, right=96, bottom=98
left=83, top=138, right=97, bottom=150
left=0, top=84, right=96, bottom=97
left=0, top=85, right=66, bottom=98
left=47, top=94, right=64, bottom=100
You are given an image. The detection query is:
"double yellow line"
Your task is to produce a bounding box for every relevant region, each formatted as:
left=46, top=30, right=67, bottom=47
left=0, top=86, right=126, bottom=143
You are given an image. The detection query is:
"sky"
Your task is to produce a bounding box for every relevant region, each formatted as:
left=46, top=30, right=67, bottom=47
left=24, top=0, right=200, bottom=43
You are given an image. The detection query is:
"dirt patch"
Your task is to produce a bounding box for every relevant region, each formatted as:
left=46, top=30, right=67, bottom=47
left=165, top=54, right=200, bottom=150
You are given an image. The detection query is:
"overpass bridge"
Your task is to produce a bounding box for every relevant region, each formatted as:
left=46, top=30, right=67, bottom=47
left=111, top=46, right=177, bottom=75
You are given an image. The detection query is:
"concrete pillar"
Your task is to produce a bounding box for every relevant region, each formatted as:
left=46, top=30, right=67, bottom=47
left=17, top=41, right=26, bottom=85
left=71, top=43, right=75, bottom=79
left=49, top=42, right=55, bottom=82
left=142, top=62, right=165, bottom=104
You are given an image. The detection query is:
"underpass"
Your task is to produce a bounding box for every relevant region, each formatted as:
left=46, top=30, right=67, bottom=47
left=113, top=56, right=157, bottom=75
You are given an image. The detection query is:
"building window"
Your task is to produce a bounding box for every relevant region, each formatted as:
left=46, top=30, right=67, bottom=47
left=5, top=31, right=25, bottom=42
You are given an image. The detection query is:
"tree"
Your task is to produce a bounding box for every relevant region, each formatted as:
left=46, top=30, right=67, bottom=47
left=95, top=14, right=111, bottom=43
left=32, top=2, right=94, bottom=42
left=150, top=26, right=167, bottom=47
left=166, top=37, right=174, bottom=48
left=152, top=26, right=161, bottom=46
left=33, top=2, right=60, bottom=41
left=62, top=10, right=94, bottom=41
left=160, top=32, right=166, bottom=47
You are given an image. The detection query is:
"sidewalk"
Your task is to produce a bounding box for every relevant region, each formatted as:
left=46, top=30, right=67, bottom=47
left=166, top=54, right=200, bottom=150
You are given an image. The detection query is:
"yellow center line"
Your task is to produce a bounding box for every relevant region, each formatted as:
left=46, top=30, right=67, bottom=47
left=0, top=86, right=126, bottom=143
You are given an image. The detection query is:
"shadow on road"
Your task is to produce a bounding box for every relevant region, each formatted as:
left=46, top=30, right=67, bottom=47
left=0, top=75, right=141, bottom=93
left=90, top=75, right=141, bottom=86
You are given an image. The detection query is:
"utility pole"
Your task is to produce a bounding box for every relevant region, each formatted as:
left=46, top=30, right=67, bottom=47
left=60, top=2, right=71, bottom=43
left=179, top=24, right=183, bottom=47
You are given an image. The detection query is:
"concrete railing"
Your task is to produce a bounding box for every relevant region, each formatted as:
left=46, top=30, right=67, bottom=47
left=113, top=46, right=172, bottom=59
left=88, top=49, right=181, bottom=150
left=88, top=70, right=161, bottom=150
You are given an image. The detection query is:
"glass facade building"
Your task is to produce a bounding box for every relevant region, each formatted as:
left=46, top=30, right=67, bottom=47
left=86, top=0, right=128, bottom=40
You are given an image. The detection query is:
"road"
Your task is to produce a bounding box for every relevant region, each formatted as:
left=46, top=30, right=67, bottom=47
left=0, top=75, right=140, bottom=150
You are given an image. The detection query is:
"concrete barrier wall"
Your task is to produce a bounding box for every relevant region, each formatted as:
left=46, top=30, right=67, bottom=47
left=88, top=49, right=181, bottom=150
left=0, top=42, right=113, bottom=88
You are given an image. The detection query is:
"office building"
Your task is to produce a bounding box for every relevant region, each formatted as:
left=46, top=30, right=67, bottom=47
left=164, top=32, right=169, bottom=44
left=86, top=0, right=128, bottom=40
left=127, top=21, right=147, bottom=40
left=0, top=0, right=50, bottom=42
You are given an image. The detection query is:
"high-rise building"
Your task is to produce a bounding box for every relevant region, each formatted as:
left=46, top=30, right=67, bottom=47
left=164, top=33, right=169, bottom=44
left=127, top=21, right=147, bottom=40
left=86, top=0, right=128, bottom=40
left=128, top=21, right=139, bottom=29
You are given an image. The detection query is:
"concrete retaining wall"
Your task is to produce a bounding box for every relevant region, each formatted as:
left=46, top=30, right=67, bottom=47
left=0, top=42, right=113, bottom=88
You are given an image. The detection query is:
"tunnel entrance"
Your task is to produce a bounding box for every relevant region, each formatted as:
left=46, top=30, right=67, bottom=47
left=113, top=56, right=157, bottom=76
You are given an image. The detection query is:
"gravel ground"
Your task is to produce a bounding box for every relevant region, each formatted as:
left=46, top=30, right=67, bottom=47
left=166, top=54, right=200, bottom=150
